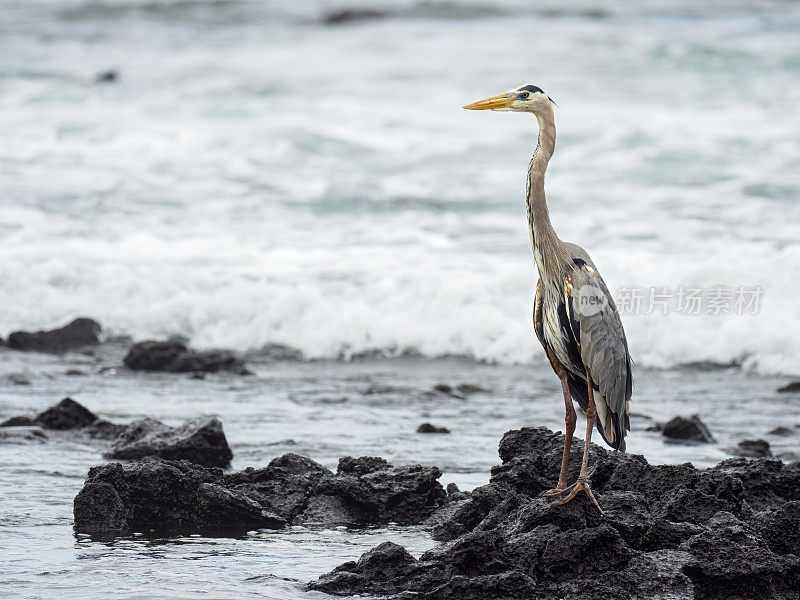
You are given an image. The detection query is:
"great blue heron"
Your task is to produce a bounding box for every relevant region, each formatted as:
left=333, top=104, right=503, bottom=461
left=464, top=85, right=632, bottom=511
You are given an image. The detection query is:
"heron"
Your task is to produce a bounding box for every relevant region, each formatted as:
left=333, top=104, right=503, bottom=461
left=464, top=85, right=632, bottom=512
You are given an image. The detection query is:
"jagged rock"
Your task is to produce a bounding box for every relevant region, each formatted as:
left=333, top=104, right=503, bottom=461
left=661, top=414, right=715, bottom=443
left=316, top=461, right=447, bottom=525
left=732, top=439, right=772, bottom=458
left=3, top=399, right=131, bottom=441
left=758, top=501, right=800, bottom=556
left=681, top=512, right=800, bottom=599
left=34, top=397, right=97, bottom=429
left=73, top=459, right=284, bottom=535
left=6, top=318, right=100, bottom=353
left=123, top=340, right=249, bottom=374
left=83, top=419, right=128, bottom=441
left=777, top=380, right=800, bottom=393
left=310, top=427, right=800, bottom=600
left=75, top=453, right=446, bottom=535
left=104, top=417, right=233, bottom=467
left=417, top=423, right=451, bottom=434
left=338, top=455, right=391, bottom=476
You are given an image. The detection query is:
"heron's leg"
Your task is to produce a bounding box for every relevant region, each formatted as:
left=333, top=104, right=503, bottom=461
left=544, top=379, right=576, bottom=496
left=550, top=375, right=604, bottom=514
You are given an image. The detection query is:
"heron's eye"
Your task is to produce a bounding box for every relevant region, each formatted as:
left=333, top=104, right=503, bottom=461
left=519, top=91, right=530, bottom=99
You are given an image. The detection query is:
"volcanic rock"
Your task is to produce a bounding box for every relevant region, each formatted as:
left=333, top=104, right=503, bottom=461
left=309, top=426, right=800, bottom=600
left=6, top=318, right=101, bottom=353
left=34, top=397, right=97, bottom=429
left=777, top=380, right=800, bottom=393
left=322, top=8, right=388, bottom=24
left=74, top=453, right=447, bottom=535
left=661, top=414, right=715, bottom=443
left=73, top=459, right=284, bottom=535
left=1, top=416, right=36, bottom=427
left=123, top=340, right=249, bottom=374
left=418, top=423, right=451, bottom=434
left=2, top=398, right=131, bottom=441
left=104, top=417, right=233, bottom=467
left=732, top=439, right=772, bottom=458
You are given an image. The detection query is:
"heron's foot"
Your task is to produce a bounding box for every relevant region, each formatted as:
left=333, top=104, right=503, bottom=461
left=547, top=477, right=604, bottom=515
left=543, top=485, right=570, bottom=499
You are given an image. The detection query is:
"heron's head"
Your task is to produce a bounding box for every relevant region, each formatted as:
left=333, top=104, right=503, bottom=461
left=463, top=84, right=554, bottom=115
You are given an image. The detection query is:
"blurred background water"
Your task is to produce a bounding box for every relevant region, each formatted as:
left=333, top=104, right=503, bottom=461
left=2, top=0, right=800, bottom=373
left=2, top=1, right=800, bottom=598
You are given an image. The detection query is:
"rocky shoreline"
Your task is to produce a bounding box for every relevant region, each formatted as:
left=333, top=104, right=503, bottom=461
left=73, top=453, right=449, bottom=536
left=308, top=427, right=800, bottom=600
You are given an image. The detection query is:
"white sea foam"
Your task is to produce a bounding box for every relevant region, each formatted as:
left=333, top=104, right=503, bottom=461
left=1, top=1, right=799, bottom=374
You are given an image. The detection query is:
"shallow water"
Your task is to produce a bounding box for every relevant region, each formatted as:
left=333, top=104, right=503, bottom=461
left=2, top=0, right=800, bottom=372
left=1, top=348, right=797, bottom=599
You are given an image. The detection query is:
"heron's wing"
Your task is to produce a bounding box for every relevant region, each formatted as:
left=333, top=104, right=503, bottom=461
left=564, top=260, right=632, bottom=449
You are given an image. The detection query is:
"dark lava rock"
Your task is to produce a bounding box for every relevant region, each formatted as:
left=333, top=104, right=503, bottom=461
left=768, top=426, right=795, bottom=436
left=455, top=383, right=490, bottom=395
left=73, top=459, right=285, bottom=535
left=94, top=69, right=118, bottom=83
left=104, top=417, right=233, bottom=467
left=681, top=512, right=800, bottom=600
left=34, top=397, right=97, bottom=429
left=83, top=419, right=128, bottom=441
left=6, top=317, right=101, bottom=353
left=75, top=453, right=447, bottom=535
left=777, top=380, right=800, bottom=393
left=309, top=426, right=800, bottom=600
left=417, top=423, right=451, bottom=434
left=322, top=8, right=388, bottom=24
left=425, top=384, right=466, bottom=400
left=1, top=415, right=36, bottom=427
left=732, top=439, right=773, bottom=458
left=123, top=340, right=249, bottom=374
left=661, top=414, right=715, bottom=443
left=3, top=398, right=129, bottom=441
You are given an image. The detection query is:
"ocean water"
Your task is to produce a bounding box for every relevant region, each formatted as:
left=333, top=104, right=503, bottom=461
left=1, top=2, right=800, bottom=599
left=1, top=0, right=799, bottom=374
left=0, top=349, right=795, bottom=599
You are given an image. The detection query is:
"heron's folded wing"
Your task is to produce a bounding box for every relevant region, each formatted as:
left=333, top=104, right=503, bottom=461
left=564, top=264, right=632, bottom=420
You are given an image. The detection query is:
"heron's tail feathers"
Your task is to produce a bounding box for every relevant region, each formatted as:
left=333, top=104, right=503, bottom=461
left=594, top=394, right=629, bottom=452
left=566, top=375, right=629, bottom=451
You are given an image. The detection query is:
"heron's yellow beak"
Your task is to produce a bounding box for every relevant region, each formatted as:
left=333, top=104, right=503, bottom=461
left=463, top=93, right=514, bottom=110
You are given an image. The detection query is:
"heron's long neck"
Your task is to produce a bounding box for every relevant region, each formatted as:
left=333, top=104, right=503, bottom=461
left=526, top=108, right=570, bottom=285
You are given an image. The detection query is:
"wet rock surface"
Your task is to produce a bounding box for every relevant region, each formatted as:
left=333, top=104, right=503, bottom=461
left=417, top=423, right=450, bottom=434
left=123, top=340, right=249, bottom=374
left=0, top=399, right=230, bottom=465
left=777, top=380, right=800, bottom=393
left=74, top=453, right=447, bottom=535
left=732, top=439, right=773, bottom=458
left=661, top=414, right=715, bottom=443
left=6, top=317, right=101, bottom=353
left=309, top=426, right=800, bottom=600
left=104, top=417, right=233, bottom=467
left=2, top=397, right=99, bottom=431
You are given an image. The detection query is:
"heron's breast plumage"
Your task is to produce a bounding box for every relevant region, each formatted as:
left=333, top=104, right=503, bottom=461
left=539, top=283, right=585, bottom=379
